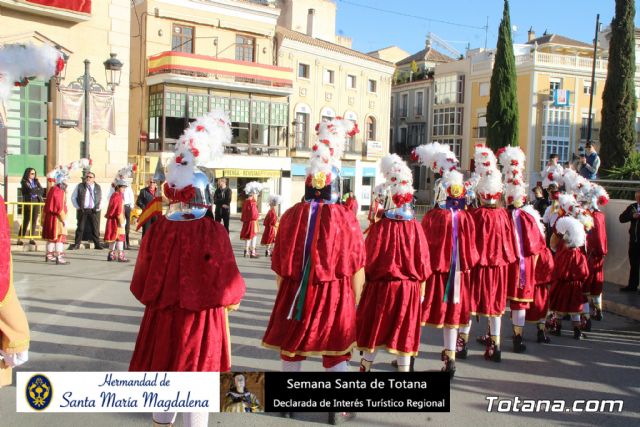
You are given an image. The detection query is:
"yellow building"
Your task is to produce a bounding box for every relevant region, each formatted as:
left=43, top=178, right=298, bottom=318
left=130, top=0, right=294, bottom=213
left=468, top=30, right=611, bottom=183
left=0, top=0, right=130, bottom=202
left=276, top=1, right=395, bottom=208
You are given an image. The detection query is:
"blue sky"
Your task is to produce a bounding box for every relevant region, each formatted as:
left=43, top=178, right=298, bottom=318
left=334, top=0, right=640, bottom=56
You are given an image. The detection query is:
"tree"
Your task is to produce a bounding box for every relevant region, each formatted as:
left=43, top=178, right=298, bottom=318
left=600, top=0, right=637, bottom=171
left=486, top=0, right=519, bottom=151
left=410, top=60, right=419, bottom=74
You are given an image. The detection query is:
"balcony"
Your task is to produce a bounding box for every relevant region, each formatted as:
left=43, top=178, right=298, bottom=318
left=471, top=51, right=608, bottom=74
left=147, top=51, right=293, bottom=95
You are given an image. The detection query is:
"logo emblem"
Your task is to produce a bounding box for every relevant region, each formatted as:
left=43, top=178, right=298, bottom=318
left=26, top=374, right=53, bottom=411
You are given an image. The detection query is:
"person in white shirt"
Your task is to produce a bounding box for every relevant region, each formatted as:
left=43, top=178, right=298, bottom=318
left=69, top=172, right=104, bottom=250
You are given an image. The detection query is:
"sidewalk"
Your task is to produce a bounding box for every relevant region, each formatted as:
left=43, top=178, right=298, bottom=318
left=603, top=281, right=640, bottom=321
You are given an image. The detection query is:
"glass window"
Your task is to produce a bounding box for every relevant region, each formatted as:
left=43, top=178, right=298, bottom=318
left=541, top=105, right=571, bottom=169
left=235, top=35, right=255, bottom=62
left=390, top=96, right=394, bottom=118
left=479, top=82, right=490, bottom=97
left=295, top=112, right=309, bottom=149
left=172, top=24, right=194, bottom=53
left=415, top=91, right=424, bottom=116
left=400, top=94, right=408, bottom=117
left=324, top=69, right=335, bottom=84
left=298, top=63, right=310, bottom=79
left=6, top=79, right=48, bottom=156
left=347, top=74, right=357, bottom=89
left=366, top=116, right=376, bottom=141
left=549, top=77, right=562, bottom=100
left=368, top=79, right=377, bottom=93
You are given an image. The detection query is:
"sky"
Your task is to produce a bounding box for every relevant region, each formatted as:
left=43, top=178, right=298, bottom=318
left=334, top=0, right=640, bottom=56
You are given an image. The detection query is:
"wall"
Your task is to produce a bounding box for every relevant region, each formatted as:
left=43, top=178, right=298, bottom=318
left=603, top=199, right=633, bottom=287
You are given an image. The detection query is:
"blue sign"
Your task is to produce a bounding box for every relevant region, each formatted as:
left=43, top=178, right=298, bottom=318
left=363, top=167, right=377, bottom=177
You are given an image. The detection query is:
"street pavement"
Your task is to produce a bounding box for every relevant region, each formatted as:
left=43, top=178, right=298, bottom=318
left=1, top=216, right=639, bottom=426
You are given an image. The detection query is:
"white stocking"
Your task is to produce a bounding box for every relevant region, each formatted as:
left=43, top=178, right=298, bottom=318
left=396, top=356, right=411, bottom=372
left=325, top=361, right=349, bottom=372
left=571, top=314, right=581, bottom=322
left=245, top=240, right=251, bottom=250
left=251, top=236, right=258, bottom=249
left=116, top=241, right=124, bottom=251
left=363, top=350, right=377, bottom=363
left=511, top=309, right=526, bottom=327
left=110, top=242, right=117, bottom=251
left=152, top=412, right=177, bottom=424
left=46, top=242, right=55, bottom=254
left=459, top=320, right=472, bottom=335
left=55, top=242, right=64, bottom=254
left=183, top=412, right=209, bottom=427
left=489, top=317, right=501, bottom=337
left=582, top=302, right=590, bottom=315
left=282, top=360, right=302, bottom=372
left=443, top=327, right=457, bottom=351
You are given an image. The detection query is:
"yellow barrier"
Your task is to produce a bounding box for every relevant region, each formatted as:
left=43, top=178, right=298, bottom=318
left=6, top=201, right=45, bottom=241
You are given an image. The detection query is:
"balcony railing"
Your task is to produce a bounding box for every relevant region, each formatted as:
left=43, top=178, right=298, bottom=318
left=148, top=51, right=293, bottom=88
left=471, top=51, right=608, bottom=73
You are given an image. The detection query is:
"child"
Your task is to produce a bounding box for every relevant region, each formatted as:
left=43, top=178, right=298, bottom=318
left=240, top=182, right=261, bottom=258
left=549, top=216, right=590, bottom=339
left=104, top=180, right=129, bottom=262
left=261, top=195, right=280, bottom=257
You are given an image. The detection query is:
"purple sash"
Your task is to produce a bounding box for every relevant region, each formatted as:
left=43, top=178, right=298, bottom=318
left=513, top=209, right=527, bottom=289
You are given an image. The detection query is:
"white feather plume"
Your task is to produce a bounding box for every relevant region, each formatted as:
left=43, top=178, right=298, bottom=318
left=269, top=194, right=282, bottom=205
left=244, top=181, right=262, bottom=195
left=521, top=204, right=546, bottom=237
left=555, top=216, right=586, bottom=248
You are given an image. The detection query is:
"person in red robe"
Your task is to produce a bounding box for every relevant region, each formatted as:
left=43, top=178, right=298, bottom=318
left=526, top=247, right=554, bottom=343
left=498, top=146, right=552, bottom=352
left=584, top=185, right=608, bottom=323
left=240, top=182, right=261, bottom=258
left=548, top=216, right=590, bottom=340
left=262, top=118, right=364, bottom=375
left=104, top=182, right=128, bottom=262
left=260, top=195, right=280, bottom=257
left=129, top=112, right=245, bottom=427
left=344, top=192, right=358, bottom=216
left=42, top=166, right=71, bottom=265
left=467, top=146, right=518, bottom=363
left=0, top=195, right=30, bottom=388
left=357, top=155, right=430, bottom=373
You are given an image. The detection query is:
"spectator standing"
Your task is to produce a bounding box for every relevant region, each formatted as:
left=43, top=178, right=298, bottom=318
left=579, top=142, right=600, bottom=180
left=619, top=190, right=640, bottom=292
left=213, top=178, right=232, bottom=232
left=69, top=171, right=103, bottom=250
left=18, top=167, right=44, bottom=245
left=136, top=178, right=158, bottom=237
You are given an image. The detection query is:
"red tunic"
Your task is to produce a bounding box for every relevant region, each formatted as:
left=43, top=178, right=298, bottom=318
left=260, top=207, right=277, bottom=245
left=104, top=192, right=125, bottom=242
left=507, top=208, right=548, bottom=309
left=129, top=217, right=245, bottom=372
left=41, top=185, right=67, bottom=243
left=421, top=208, right=479, bottom=328
left=0, top=196, right=10, bottom=303
left=549, top=247, right=589, bottom=315
left=586, top=211, right=607, bottom=296
left=356, top=218, right=430, bottom=356
left=345, top=197, right=358, bottom=216
left=240, top=198, right=259, bottom=240
left=470, top=207, right=518, bottom=317
left=526, top=247, right=554, bottom=322
left=262, top=202, right=365, bottom=357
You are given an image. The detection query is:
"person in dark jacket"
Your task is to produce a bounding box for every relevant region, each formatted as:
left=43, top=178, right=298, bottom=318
left=69, top=172, right=103, bottom=250
left=619, top=190, right=640, bottom=292
left=531, top=184, right=549, bottom=218
left=18, top=167, right=44, bottom=245
left=213, top=178, right=232, bottom=233
left=135, top=178, right=158, bottom=237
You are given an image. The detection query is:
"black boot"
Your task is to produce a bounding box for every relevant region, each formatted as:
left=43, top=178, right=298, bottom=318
left=455, top=336, right=468, bottom=359
left=574, top=327, right=586, bottom=340
left=583, top=318, right=592, bottom=332
left=537, top=329, right=551, bottom=344
left=441, top=350, right=456, bottom=379
left=328, top=412, right=356, bottom=425
left=484, top=339, right=501, bottom=363
left=594, top=307, right=603, bottom=321
left=513, top=334, right=526, bottom=353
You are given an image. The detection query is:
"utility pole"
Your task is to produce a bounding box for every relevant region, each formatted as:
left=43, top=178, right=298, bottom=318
left=587, top=14, right=600, bottom=145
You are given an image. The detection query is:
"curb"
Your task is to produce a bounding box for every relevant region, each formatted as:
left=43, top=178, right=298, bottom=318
left=604, top=299, right=640, bottom=322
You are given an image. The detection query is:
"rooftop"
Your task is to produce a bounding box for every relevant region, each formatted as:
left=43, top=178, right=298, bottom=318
left=396, top=46, right=454, bottom=66
left=526, top=33, right=592, bottom=49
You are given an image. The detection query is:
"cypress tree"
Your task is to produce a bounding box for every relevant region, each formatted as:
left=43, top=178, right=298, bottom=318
left=486, top=0, right=519, bottom=150
left=600, top=0, right=636, bottom=171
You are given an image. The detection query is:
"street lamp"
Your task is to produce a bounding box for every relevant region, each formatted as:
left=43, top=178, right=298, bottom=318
left=62, top=53, right=124, bottom=161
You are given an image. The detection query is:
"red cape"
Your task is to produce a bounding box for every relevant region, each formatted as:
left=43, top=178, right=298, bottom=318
left=551, top=247, right=590, bottom=285
left=470, top=207, right=518, bottom=266
left=421, top=208, right=479, bottom=273
left=587, top=211, right=607, bottom=257
left=41, top=185, right=66, bottom=241
left=130, top=216, right=245, bottom=311
left=241, top=198, right=258, bottom=222
left=365, top=217, right=430, bottom=282
left=260, top=207, right=277, bottom=245
left=271, top=202, right=365, bottom=281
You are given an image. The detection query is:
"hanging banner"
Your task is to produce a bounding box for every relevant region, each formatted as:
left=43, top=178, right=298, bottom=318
left=24, top=1, right=92, bottom=14
left=58, top=87, right=83, bottom=132
left=90, top=91, right=115, bottom=134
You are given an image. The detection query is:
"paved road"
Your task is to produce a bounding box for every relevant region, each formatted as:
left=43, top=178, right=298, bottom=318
left=1, top=217, right=639, bottom=426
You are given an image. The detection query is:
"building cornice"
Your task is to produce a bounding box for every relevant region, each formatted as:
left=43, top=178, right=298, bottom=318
left=153, top=0, right=280, bottom=29
left=146, top=72, right=293, bottom=96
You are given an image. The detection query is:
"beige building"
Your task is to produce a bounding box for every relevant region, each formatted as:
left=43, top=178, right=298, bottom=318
left=0, top=1, right=130, bottom=206
left=275, top=1, right=395, bottom=209
left=130, top=0, right=294, bottom=213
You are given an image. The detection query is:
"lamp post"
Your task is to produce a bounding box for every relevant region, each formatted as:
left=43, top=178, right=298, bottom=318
left=63, top=53, right=123, bottom=161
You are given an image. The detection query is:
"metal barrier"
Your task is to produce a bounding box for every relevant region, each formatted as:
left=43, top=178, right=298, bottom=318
left=6, top=202, right=45, bottom=241
left=414, top=204, right=432, bottom=217
left=592, top=179, right=639, bottom=201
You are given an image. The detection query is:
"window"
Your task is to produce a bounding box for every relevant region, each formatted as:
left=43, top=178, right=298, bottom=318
left=583, top=80, right=594, bottom=95
left=400, top=94, right=408, bottom=117
left=6, top=79, right=47, bottom=156
left=390, top=96, right=394, bottom=118
left=438, top=138, right=462, bottom=158
left=323, top=69, right=335, bottom=84
left=172, top=24, right=194, bottom=53
left=368, top=79, right=377, bottom=93
left=408, top=124, right=425, bottom=147
left=580, top=113, right=598, bottom=145
left=347, top=74, right=357, bottom=89
left=399, top=127, right=408, bottom=144
left=346, top=119, right=357, bottom=152
left=415, top=91, right=424, bottom=116
left=235, top=35, right=255, bottom=62
left=541, top=105, right=571, bottom=169
left=479, top=82, right=490, bottom=97
left=298, top=63, right=310, bottom=79
left=434, top=74, right=464, bottom=104
left=549, top=77, right=562, bottom=99
left=294, top=112, right=309, bottom=149
left=433, top=107, right=463, bottom=137
left=366, top=116, right=376, bottom=140
left=477, top=115, right=487, bottom=138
